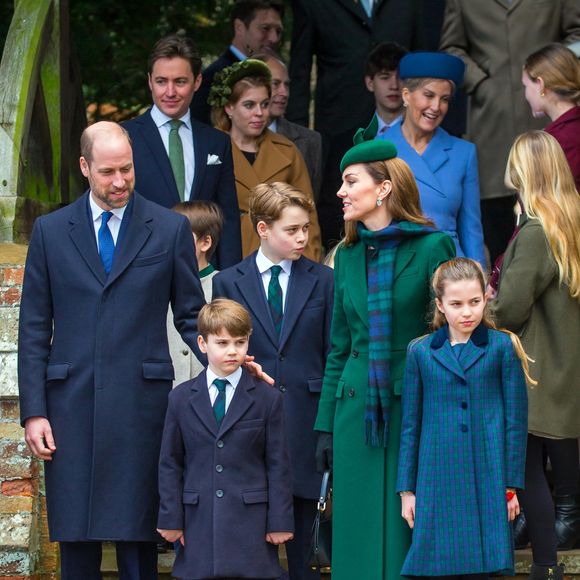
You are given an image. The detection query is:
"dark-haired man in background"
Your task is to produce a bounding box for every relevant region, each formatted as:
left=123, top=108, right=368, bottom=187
left=191, top=0, right=284, bottom=125
left=124, top=34, right=242, bottom=268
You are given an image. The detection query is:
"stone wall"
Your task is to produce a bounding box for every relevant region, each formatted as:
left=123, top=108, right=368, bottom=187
left=0, top=243, right=57, bottom=580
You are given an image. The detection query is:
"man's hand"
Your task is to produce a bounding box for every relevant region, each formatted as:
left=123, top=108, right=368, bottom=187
left=266, top=531, right=294, bottom=545
left=243, top=355, right=274, bottom=385
left=157, top=528, right=184, bottom=545
left=24, top=417, right=56, bottom=460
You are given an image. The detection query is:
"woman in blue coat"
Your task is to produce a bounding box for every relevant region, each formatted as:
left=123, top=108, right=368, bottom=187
left=397, top=258, right=530, bottom=577
left=379, top=52, right=486, bottom=268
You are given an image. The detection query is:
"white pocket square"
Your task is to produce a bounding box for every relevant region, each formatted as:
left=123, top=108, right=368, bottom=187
left=207, top=154, right=222, bottom=165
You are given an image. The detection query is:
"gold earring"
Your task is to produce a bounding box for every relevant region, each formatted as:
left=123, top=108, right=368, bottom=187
left=540, top=90, right=545, bottom=97
left=376, top=198, right=383, bottom=207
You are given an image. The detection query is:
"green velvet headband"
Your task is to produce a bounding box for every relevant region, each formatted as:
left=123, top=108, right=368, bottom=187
left=208, top=59, right=272, bottom=108
left=339, top=116, right=397, bottom=173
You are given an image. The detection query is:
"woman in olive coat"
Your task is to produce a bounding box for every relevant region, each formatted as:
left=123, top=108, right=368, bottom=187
left=314, top=138, right=455, bottom=580
left=491, top=131, right=580, bottom=578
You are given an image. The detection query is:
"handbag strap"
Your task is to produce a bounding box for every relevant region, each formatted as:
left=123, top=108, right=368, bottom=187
left=317, top=470, right=331, bottom=512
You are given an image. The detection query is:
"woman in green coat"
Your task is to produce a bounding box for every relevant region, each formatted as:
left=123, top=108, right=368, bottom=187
left=314, top=138, right=455, bottom=580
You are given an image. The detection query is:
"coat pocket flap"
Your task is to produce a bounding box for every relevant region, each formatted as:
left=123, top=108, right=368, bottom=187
left=142, top=361, right=175, bottom=380
left=242, top=489, right=268, bottom=504
left=46, top=363, right=70, bottom=381
left=132, top=251, right=168, bottom=267
left=308, top=378, right=323, bottom=393
left=182, top=491, right=199, bottom=505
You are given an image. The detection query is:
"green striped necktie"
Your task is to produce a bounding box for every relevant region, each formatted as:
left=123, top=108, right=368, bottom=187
left=268, top=265, right=283, bottom=335
left=212, top=378, right=228, bottom=426
left=168, top=119, right=185, bottom=200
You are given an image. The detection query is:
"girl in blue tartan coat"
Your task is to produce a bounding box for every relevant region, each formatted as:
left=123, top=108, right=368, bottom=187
left=396, top=258, right=533, bottom=578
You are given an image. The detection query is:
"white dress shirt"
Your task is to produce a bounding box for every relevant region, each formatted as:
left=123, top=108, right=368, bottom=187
left=150, top=105, right=195, bottom=199
left=206, top=366, right=242, bottom=413
left=255, top=248, right=293, bottom=313
left=89, top=194, right=127, bottom=249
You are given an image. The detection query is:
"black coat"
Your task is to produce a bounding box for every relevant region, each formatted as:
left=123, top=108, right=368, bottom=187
left=158, top=369, right=294, bottom=579
left=18, top=192, right=206, bottom=541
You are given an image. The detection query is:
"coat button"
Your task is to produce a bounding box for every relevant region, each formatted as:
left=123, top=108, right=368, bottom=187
left=216, top=489, right=224, bottom=498
left=181, top=349, right=189, bottom=356
left=279, top=384, right=286, bottom=393
left=461, top=402, right=468, bottom=409
left=216, top=440, right=224, bottom=448
left=461, top=424, right=468, bottom=433
left=279, top=354, right=285, bottom=361
left=348, top=388, right=355, bottom=398
left=352, top=350, right=359, bottom=358
left=215, top=464, right=223, bottom=473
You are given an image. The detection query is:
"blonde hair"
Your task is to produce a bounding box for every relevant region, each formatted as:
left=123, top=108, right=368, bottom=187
left=198, top=299, right=253, bottom=340
left=505, top=131, right=580, bottom=301
left=211, top=76, right=271, bottom=131
left=431, top=258, right=537, bottom=386
left=343, top=158, right=434, bottom=246
left=249, top=181, right=314, bottom=230
left=402, top=77, right=456, bottom=95
left=524, top=43, right=580, bottom=105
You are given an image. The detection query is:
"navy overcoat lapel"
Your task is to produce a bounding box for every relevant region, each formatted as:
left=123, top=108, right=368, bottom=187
left=68, top=192, right=107, bottom=285
left=218, top=372, right=256, bottom=438
left=105, top=194, right=152, bottom=288
left=188, top=371, right=219, bottom=436
left=139, top=111, right=180, bottom=205
left=278, top=258, right=317, bottom=351
left=234, top=258, right=279, bottom=347
left=190, top=119, right=209, bottom=201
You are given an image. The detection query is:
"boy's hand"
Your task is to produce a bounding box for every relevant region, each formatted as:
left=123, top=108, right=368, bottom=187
left=507, top=494, right=520, bottom=521
left=244, top=355, right=275, bottom=385
left=401, top=494, right=416, bottom=529
left=266, top=531, right=294, bottom=544
left=157, top=528, right=184, bottom=545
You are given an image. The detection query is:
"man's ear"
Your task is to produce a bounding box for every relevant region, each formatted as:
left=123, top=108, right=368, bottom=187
left=80, top=157, right=90, bottom=178
left=193, top=73, right=203, bottom=94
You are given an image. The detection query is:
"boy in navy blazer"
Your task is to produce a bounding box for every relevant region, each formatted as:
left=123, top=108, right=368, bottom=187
left=212, top=182, right=334, bottom=580
left=158, top=299, right=294, bottom=579
left=123, top=34, right=242, bottom=269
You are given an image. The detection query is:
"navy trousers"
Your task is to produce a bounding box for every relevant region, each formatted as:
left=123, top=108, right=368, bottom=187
left=59, top=541, right=157, bottom=580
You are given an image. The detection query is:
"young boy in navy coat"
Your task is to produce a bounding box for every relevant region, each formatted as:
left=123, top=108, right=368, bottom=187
left=212, top=182, right=334, bottom=580
left=157, top=299, right=294, bottom=580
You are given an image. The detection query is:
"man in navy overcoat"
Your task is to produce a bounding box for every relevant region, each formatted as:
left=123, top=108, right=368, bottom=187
left=18, top=121, right=206, bottom=580
left=123, top=34, right=242, bottom=269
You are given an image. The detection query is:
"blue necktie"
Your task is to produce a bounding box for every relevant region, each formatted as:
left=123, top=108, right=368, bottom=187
left=360, top=0, right=373, bottom=17
left=98, top=211, right=115, bottom=274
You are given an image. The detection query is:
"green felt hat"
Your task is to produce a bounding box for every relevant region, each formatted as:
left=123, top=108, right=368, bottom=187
left=340, top=125, right=398, bottom=173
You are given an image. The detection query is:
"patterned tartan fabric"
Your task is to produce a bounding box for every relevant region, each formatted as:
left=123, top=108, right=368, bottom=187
left=267, top=265, right=283, bottom=335
left=212, top=378, right=228, bottom=426
left=357, top=221, right=434, bottom=447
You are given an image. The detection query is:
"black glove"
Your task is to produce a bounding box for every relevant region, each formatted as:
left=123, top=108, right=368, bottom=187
left=315, top=432, right=333, bottom=474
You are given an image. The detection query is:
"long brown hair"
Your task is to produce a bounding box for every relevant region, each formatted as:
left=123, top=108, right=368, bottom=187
left=431, top=258, right=537, bottom=386
left=343, top=158, right=434, bottom=246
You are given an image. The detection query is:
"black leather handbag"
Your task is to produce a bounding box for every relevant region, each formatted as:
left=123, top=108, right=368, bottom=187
left=308, top=470, right=332, bottom=570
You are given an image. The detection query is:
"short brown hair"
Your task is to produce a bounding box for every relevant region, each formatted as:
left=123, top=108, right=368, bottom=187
left=230, top=0, right=285, bottom=28
left=172, top=201, right=224, bottom=260
left=249, top=181, right=315, bottom=230
left=148, top=33, right=202, bottom=77
left=198, top=299, right=253, bottom=340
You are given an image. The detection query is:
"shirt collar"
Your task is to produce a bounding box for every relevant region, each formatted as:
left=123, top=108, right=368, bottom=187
left=256, top=247, right=293, bottom=276
left=269, top=118, right=279, bottom=133
left=375, top=111, right=403, bottom=136
left=229, top=44, right=248, bottom=62
left=206, top=366, right=242, bottom=389
left=150, top=104, right=192, bottom=131
left=89, top=193, right=127, bottom=223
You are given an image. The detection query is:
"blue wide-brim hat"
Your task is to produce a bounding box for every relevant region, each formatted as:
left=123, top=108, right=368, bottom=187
left=399, top=51, right=465, bottom=87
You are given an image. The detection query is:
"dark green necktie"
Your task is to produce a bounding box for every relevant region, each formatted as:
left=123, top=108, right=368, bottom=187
left=168, top=119, right=185, bottom=201
left=268, top=265, right=284, bottom=335
left=212, top=378, right=228, bottom=426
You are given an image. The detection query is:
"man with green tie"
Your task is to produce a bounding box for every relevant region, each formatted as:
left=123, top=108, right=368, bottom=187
left=124, top=34, right=242, bottom=268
